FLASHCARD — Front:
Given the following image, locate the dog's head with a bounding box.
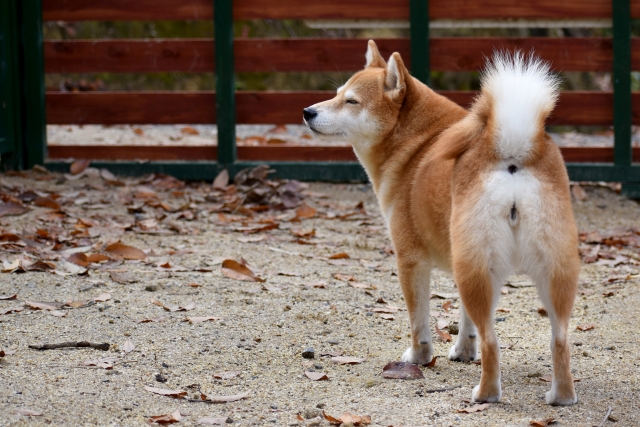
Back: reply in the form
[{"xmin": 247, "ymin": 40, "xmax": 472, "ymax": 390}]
[{"xmin": 303, "ymin": 40, "xmax": 410, "ymax": 149}]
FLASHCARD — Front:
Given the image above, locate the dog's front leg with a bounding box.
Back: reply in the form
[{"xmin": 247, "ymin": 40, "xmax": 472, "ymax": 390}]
[
  {"xmin": 448, "ymin": 301, "xmax": 478, "ymax": 361},
  {"xmin": 397, "ymin": 258, "xmax": 434, "ymax": 365}
]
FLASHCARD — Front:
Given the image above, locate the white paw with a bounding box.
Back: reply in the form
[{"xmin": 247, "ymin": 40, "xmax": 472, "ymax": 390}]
[
  {"xmin": 448, "ymin": 339, "xmax": 478, "ymax": 362},
  {"xmin": 401, "ymin": 343, "xmax": 434, "ymax": 365},
  {"xmin": 545, "ymin": 389, "xmax": 577, "ymax": 406},
  {"xmin": 472, "ymin": 384, "xmax": 502, "ymax": 403}
]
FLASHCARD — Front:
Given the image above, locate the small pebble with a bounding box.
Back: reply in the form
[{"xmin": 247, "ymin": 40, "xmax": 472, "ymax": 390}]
[
  {"xmin": 316, "ymin": 403, "xmax": 325, "ymax": 409},
  {"xmin": 145, "ymin": 285, "xmax": 157, "ymax": 292},
  {"xmin": 448, "ymin": 323, "xmax": 459, "ymax": 335},
  {"xmin": 314, "ymin": 364, "xmax": 323, "ymax": 370},
  {"xmin": 162, "ymin": 362, "xmax": 169, "ymax": 368},
  {"xmin": 155, "ymin": 374, "xmax": 167, "ymax": 383},
  {"xmin": 302, "ymin": 348, "xmax": 315, "ymax": 359},
  {"xmin": 327, "ymin": 339, "xmax": 339, "ymax": 345},
  {"xmin": 303, "ymin": 408, "xmax": 320, "ymax": 419}
]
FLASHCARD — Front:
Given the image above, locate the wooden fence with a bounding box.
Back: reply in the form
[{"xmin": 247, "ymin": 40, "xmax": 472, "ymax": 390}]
[{"xmin": 0, "ymin": 0, "xmax": 638, "ymax": 195}]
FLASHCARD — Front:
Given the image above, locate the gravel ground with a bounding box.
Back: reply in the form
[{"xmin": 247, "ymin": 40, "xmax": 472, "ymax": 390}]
[
  {"xmin": 0, "ymin": 170, "xmax": 639, "ymax": 427},
  {"xmin": 46, "ymin": 124, "xmax": 640, "ymax": 148}
]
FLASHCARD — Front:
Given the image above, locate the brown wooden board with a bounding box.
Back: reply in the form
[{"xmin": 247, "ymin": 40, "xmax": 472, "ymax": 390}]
[
  {"xmin": 43, "ymin": 0, "xmax": 640, "ymax": 21},
  {"xmin": 46, "ymin": 91, "xmax": 640, "ymax": 126},
  {"xmin": 44, "ymin": 38, "xmax": 640, "ymax": 74},
  {"xmin": 46, "ymin": 144, "xmax": 640, "ymax": 163}
]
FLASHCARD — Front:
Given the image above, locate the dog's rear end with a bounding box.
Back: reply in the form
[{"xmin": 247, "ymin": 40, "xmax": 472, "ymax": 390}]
[{"xmin": 441, "ymin": 53, "xmax": 579, "ymax": 405}]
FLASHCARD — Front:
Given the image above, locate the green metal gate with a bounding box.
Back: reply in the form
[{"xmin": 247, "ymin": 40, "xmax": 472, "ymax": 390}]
[{"xmin": 1, "ymin": 0, "xmax": 639, "ymax": 197}]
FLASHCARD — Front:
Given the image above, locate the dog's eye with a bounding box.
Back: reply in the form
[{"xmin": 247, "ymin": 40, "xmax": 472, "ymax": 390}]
[{"xmin": 345, "ymin": 99, "xmax": 359, "ymax": 105}]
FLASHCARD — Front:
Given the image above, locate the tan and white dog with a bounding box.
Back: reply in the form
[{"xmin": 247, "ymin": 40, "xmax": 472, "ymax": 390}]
[{"xmin": 303, "ymin": 41, "xmax": 580, "ymax": 406}]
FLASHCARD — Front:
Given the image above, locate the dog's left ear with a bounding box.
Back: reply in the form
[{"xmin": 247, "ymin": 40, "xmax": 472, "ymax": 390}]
[
  {"xmin": 365, "ymin": 40, "xmax": 387, "ymax": 68},
  {"xmin": 384, "ymin": 52, "xmax": 408, "ymax": 103}
]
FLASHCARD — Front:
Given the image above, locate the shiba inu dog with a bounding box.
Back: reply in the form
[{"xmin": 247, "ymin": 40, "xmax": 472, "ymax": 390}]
[{"xmin": 303, "ymin": 40, "xmax": 579, "ymax": 405}]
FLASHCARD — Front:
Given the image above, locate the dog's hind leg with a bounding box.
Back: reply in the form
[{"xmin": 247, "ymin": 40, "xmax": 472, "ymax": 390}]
[
  {"xmin": 398, "ymin": 258, "xmax": 434, "ymax": 365},
  {"xmin": 454, "ymin": 265, "xmax": 504, "ymax": 403},
  {"xmin": 530, "ymin": 266, "xmax": 579, "ymax": 405},
  {"xmin": 448, "ymin": 300, "xmax": 478, "ymax": 362}
]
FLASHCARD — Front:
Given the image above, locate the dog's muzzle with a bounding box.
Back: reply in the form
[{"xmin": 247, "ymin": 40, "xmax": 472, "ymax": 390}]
[{"xmin": 303, "ymin": 107, "xmax": 317, "ymax": 123}]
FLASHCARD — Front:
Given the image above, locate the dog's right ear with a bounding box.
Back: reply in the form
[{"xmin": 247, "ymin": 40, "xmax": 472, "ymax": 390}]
[{"xmin": 365, "ymin": 40, "xmax": 387, "ymax": 68}]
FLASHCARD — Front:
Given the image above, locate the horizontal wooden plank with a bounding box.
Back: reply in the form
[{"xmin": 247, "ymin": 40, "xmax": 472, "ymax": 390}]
[
  {"xmin": 45, "ymin": 37, "xmax": 640, "ymax": 73},
  {"xmin": 46, "ymin": 144, "xmax": 640, "ymax": 163},
  {"xmin": 43, "ymin": 0, "xmax": 640, "ymax": 21},
  {"xmin": 46, "ymin": 91, "xmax": 640, "ymax": 126}
]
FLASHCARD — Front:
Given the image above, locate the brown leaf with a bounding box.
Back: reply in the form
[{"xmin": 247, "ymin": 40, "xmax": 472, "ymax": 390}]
[
  {"xmin": 537, "ymin": 307, "xmax": 548, "ymax": 316},
  {"xmin": 133, "ymin": 128, "xmax": 144, "ymax": 136},
  {"xmin": 267, "ymin": 124, "xmax": 288, "ymax": 134},
  {"xmin": 149, "ymin": 410, "xmax": 182, "ymax": 424},
  {"xmin": 267, "ymin": 138, "xmax": 287, "ymax": 144},
  {"xmin": 221, "ymin": 259, "xmax": 265, "ymax": 282},
  {"xmin": 371, "ymin": 307, "xmax": 398, "ymax": 314},
  {"xmin": 67, "ymin": 253, "xmax": 89, "ymax": 267},
  {"xmin": 93, "ymin": 293, "xmax": 111, "ymax": 302},
  {"xmin": 213, "ymin": 371, "xmax": 241, "ymax": 380},
  {"xmin": 168, "ymin": 302, "xmax": 196, "ymax": 312},
  {"xmin": 0, "ymin": 201, "xmax": 29, "ymax": 217},
  {"xmin": 329, "ymin": 252, "xmax": 350, "ymax": 259},
  {"xmin": 323, "ymin": 411, "xmax": 371, "ymax": 426},
  {"xmin": 425, "ymin": 356, "xmax": 438, "ymax": 367},
  {"xmin": 109, "ymin": 271, "xmax": 135, "ymax": 284},
  {"xmin": 457, "ymin": 403, "xmax": 491, "ymax": 413},
  {"xmin": 331, "ymin": 356, "xmax": 365, "ymax": 365},
  {"xmin": 137, "ymin": 317, "xmax": 166, "ymax": 323},
  {"xmin": 15, "ymin": 408, "xmax": 43, "ymax": 416},
  {"xmin": 529, "ymin": 418, "xmax": 557, "ymax": 427},
  {"xmin": 291, "ymin": 228, "xmax": 315, "ymax": 238},
  {"xmin": 1, "ymin": 306, "xmax": 25, "ymax": 315},
  {"xmin": 123, "ymin": 340, "xmax": 135, "ymax": 354},
  {"xmin": 213, "ymin": 169, "xmax": 229, "ymax": 189},
  {"xmin": 25, "ymin": 301, "xmax": 61, "ymax": 311},
  {"xmin": 379, "ymin": 313, "xmax": 395, "ymax": 320},
  {"xmin": 144, "ymin": 385, "xmax": 187, "ymax": 398},
  {"xmin": 70, "ymin": 159, "xmax": 90, "ymax": 175},
  {"xmin": 181, "ymin": 126, "xmax": 200, "ymax": 135},
  {"xmin": 576, "ymin": 324, "xmax": 595, "ymax": 331},
  {"xmin": 381, "ymin": 361, "xmax": 424, "ymax": 380},
  {"xmin": 295, "ymin": 203, "xmax": 317, "ymax": 220},
  {"xmin": 333, "ymin": 273, "xmax": 356, "ymax": 282},
  {"xmin": 305, "ymin": 371, "xmax": 329, "ymax": 381},
  {"xmin": 0, "ymin": 294, "xmax": 17, "ymax": 300},
  {"xmin": 200, "ymin": 390, "xmax": 250, "ymax": 403},
  {"xmin": 435, "ymin": 325, "xmax": 452, "ymax": 343},
  {"xmin": 186, "ymin": 316, "xmax": 221, "ymax": 323},
  {"xmin": 81, "ymin": 357, "xmax": 118, "ymax": 369},
  {"xmin": 105, "ymin": 242, "xmax": 146, "ymax": 260},
  {"xmin": 348, "ymin": 282, "xmax": 375, "ymax": 290}
]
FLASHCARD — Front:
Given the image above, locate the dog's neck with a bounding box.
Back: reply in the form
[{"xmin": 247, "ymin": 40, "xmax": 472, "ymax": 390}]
[{"xmin": 353, "ymin": 79, "xmax": 467, "ymax": 202}]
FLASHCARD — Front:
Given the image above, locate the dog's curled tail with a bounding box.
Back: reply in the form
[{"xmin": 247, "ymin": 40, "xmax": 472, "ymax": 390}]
[{"xmin": 471, "ymin": 51, "xmax": 560, "ymax": 162}]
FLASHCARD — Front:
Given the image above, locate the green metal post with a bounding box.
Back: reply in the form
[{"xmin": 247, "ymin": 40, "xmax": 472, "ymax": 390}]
[
  {"xmin": 19, "ymin": 0, "xmax": 47, "ymax": 168},
  {"xmin": 409, "ymin": 0, "xmax": 430, "ymax": 85},
  {"xmin": 612, "ymin": 0, "xmax": 631, "ymax": 167},
  {"xmin": 213, "ymin": 0, "xmax": 236, "ymax": 165},
  {"xmin": 0, "ymin": 0, "xmax": 23, "ymax": 170}
]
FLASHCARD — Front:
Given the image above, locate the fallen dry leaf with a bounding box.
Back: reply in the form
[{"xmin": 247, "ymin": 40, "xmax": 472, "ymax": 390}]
[
  {"xmin": 379, "ymin": 313, "xmax": 395, "ymax": 320},
  {"xmin": 0, "ymin": 294, "xmax": 17, "ymax": 300},
  {"xmin": 81, "ymin": 357, "xmax": 118, "ymax": 369},
  {"xmin": 305, "ymin": 371, "xmax": 329, "ymax": 381},
  {"xmin": 70, "ymin": 159, "xmax": 90, "ymax": 175},
  {"xmin": 200, "ymin": 390, "xmax": 250, "ymax": 403},
  {"xmin": 105, "ymin": 242, "xmax": 146, "ymax": 260},
  {"xmin": 137, "ymin": 317, "xmax": 166, "ymax": 323},
  {"xmin": 576, "ymin": 324, "xmax": 595, "ymax": 331},
  {"xmin": 529, "ymin": 418, "xmax": 557, "ymax": 427},
  {"xmin": 331, "ymin": 356, "xmax": 365, "ymax": 365},
  {"xmin": 123, "ymin": 340, "xmax": 135, "ymax": 354},
  {"xmin": 67, "ymin": 253, "xmax": 89, "ymax": 267},
  {"xmin": 93, "ymin": 293, "xmax": 111, "ymax": 302},
  {"xmin": 435, "ymin": 325, "xmax": 452, "ymax": 343},
  {"xmin": 1, "ymin": 306, "xmax": 25, "ymax": 315},
  {"xmin": 25, "ymin": 301, "xmax": 61, "ymax": 311},
  {"xmin": 15, "ymin": 408, "xmax": 43, "ymax": 416},
  {"xmin": 185, "ymin": 316, "xmax": 221, "ymax": 323},
  {"xmin": 537, "ymin": 307, "xmax": 548, "ymax": 316},
  {"xmin": 213, "ymin": 371, "xmax": 241, "ymax": 380},
  {"xmin": 181, "ymin": 126, "xmax": 199, "ymax": 135},
  {"xmin": 0, "ymin": 201, "xmax": 29, "ymax": 217},
  {"xmin": 50, "ymin": 310, "xmax": 67, "ymax": 317},
  {"xmin": 381, "ymin": 361, "xmax": 424, "ymax": 380},
  {"xmin": 109, "ymin": 271, "xmax": 135, "ymax": 284},
  {"xmin": 457, "ymin": 403, "xmax": 491, "ymax": 413},
  {"xmin": 144, "ymin": 385, "xmax": 187, "ymax": 398},
  {"xmin": 221, "ymin": 259, "xmax": 265, "ymax": 282},
  {"xmin": 329, "ymin": 252, "xmax": 350, "ymax": 259},
  {"xmin": 571, "ymin": 184, "xmax": 588, "ymax": 201},
  {"xmin": 212, "ymin": 169, "xmax": 229, "ymax": 189},
  {"xmin": 295, "ymin": 203, "xmax": 317, "ymax": 220},
  {"xmin": 149, "ymin": 410, "xmax": 181, "ymax": 424},
  {"xmin": 323, "ymin": 411, "xmax": 371, "ymax": 426}
]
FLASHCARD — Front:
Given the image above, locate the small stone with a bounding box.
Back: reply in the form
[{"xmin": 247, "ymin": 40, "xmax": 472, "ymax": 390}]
[
  {"xmin": 161, "ymin": 362, "xmax": 169, "ymax": 368},
  {"xmin": 316, "ymin": 403, "xmax": 325, "ymax": 409},
  {"xmin": 583, "ymin": 351, "xmax": 590, "ymax": 357},
  {"xmin": 527, "ymin": 372, "xmax": 542, "ymax": 378},
  {"xmin": 155, "ymin": 374, "xmax": 167, "ymax": 383},
  {"xmin": 302, "ymin": 347, "xmax": 315, "ymax": 359},
  {"xmin": 268, "ymin": 419, "xmax": 276, "ymax": 423},
  {"xmin": 123, "ymin": 406, "xmax": 132, "ymax": 411},
  {"xmin": 448, "ymin": 323, "xmax": 459, "ymax": 335},
  {"xmin": 314, "ymin": 364, "xmax": 323, "ymax": 370},
  {"xmin": 226, "ymin": 417, "xmax": 234, "ymax": 423},
  {"xmin": 270, "ymin": 404, "xmax": 278, "ymax": 410},
  {"xmin": 145, "ymin": 285, "xmax": 157, "ymax": 292},
  {"xmin": 303, "ymin": 408, "xmax": 320, "ymax": 419},
  {"xmin": 327, "ymin": 339, "xmax": 339, "ymax": 345}
]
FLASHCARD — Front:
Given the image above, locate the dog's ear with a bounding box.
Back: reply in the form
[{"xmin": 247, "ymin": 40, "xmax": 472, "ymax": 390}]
[
  {"xmin": 384, "ymin": 52, "xmax": 407, "ymax": 103},
  {"xmin": 365, "ymin": 40, "xmax": 386, "ymax": 68}
]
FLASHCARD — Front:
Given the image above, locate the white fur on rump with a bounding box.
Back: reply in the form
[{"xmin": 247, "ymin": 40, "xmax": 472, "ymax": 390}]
[{"xmin": 481, "ymin": 52, "xmax": 560, "ymax": 162}]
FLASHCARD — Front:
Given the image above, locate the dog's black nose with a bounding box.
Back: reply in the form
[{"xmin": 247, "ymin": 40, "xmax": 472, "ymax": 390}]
[{"xmin": 303, "ymin": 108, "xmax": 317, "ymax": 121}]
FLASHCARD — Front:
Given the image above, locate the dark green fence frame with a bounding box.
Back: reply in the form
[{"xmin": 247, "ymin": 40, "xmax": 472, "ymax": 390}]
[{"xmin": 0, "ymin": 0, "xmax": 638, "ymax": 197}]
